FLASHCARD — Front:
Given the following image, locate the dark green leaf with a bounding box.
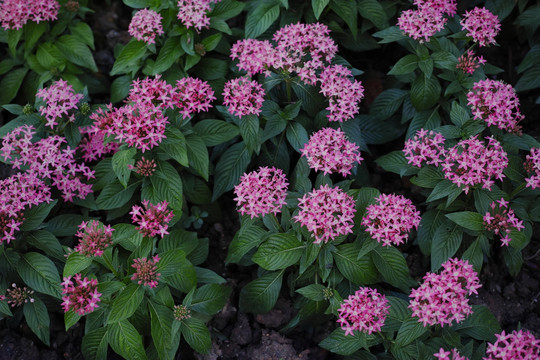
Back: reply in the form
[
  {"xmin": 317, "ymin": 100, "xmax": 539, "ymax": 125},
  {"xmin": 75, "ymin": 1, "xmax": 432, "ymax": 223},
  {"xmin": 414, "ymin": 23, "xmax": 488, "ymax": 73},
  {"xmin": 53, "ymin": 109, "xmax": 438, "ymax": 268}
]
[
  {"xmin": 515, "ymin": 65, "xmax": 540, "ymax": 92},
  {"xmin": 410, "ymin": 73, "xmax": 441, "ymax": 111},
  {"xmin": 185, "ymin": 133, "xmax": 209, "ymax": 181},
  {"xmin": 245, "ymin": 4, "xmax": 280, "ymax": 38},
  {"xmin": 64, "ymin": 252, "xmax": 93, "ymax": 277},
  {"xmin": 369, "ymin": 89, "xmax": 408, "ymax": 120},
  {"xmin": 110, "ymin": 40, "xmax": 147, "ymax": 76},
  {"xmin": 148, "ymin": 301, "xmax": 175, "ymax": 360},
  {"xmin": 453, "ymin": 305, "xmax": 499, "ymax": 342},
  {"xmin": 239, "ymin": 270, "xmax": 284, "ymax": 313},
  {"xmin": 357, "ymin": 0, "xmax": 388, "ymax": 28},
  {"xmin": 108, "ymin": 320, "xmax": 147, "ymax": 360},
  {"xmin": 371, "ymin": 245, "xmax": 413, "ymax": 292},
  {"xmin": 193, "ymin": 119, "xmax": 239, "ymax": 147},
  {"xmin": 319, "ymin": 327, "xmax": 366, "ymax": 355},
  {"xmin": 376, "ymin": 150, "xmax": 418, "ymax": 177},
  {"xmin": 212, "ymin": 142, "xmax": 251, "ymax": 201},
  {"xmin": 296, "ymin": 284, "xmax": 326, "ymax": 301},
  {"xmin": 312, "ymin": 0, "xmax": 330, "ymax": 19},
  {"xmin": 252, "ymin": 233, "xmax": 305, "ymax": 270},
  {"xmin": 81, "ymin": 327, "xmax": 108, "ymax": 360},
  {"xmin": 240, "ymin": 114, "xmax": 260, "ymax": 155},
  {"xmin": 96, "ymin": 181, "xmax": 140, "ymax": 210},
  {"xmin": 190, "ymin": 284, "xmax": 231, "ymax": 315},
  {"xmin": 373, "ymin": 26, "xmax": 408, "ymax": 44},
  {"xmin": 388, "ymin": 55, "xmax": 418, "ymax": 75},
  {"xmin": 431, "ymin": 221, "xmax": 463, "ymax": 271},
  {"xmin": 462, "ymin": 237, "xmax": 484, "ymax": 272},
  {"xmin": 334, "ymin": 243, "xmax": 378, "ymax": 284},
  {"xmin": 180, "ymin": 317, "xmax": 211, "ymax": 354},
  {"xmin": 17, "ymin": 252, "xmax": 62, "ymax": 298},
  {"xmin": 0, "ymin": 67, "xmax": 28, "ymax": 105},
  {"xmin": 111, "ymin": 75, "xmax": 132, "ymax": 103},
  {"xmin": 24, "ymin": 298, "xmax": 50, "ymax": 346},
  {"xmin": 153, "ymin": 36, "xmax": 184, "ymax": 75},
  {"xmin": 417, "ymin": 209, "xmax": 445, "ymax": 255},
  {"xmin": 445, "ymin": 211, "xmax": 484, "ymax": 231},
  {"xmin": 112, "ymin": 147, "xmax": 136, "ymax": 187},
  {"xmin": 107, "ymin": 283, "xmax": 145, "ymax": 324},
  {"xmin": 449, "ymin": 101, "xmax": 470, "ymax": 127},
  {"xmin": 226, "ymin": 224, "xmax": 267, "ymax": 263},
  {"xmin": 65, "ymin": 310, "xmax": 82, "ymax": 331},
  {"xmin": 56, "ymin": 35, "xmax": 98, "ymax": 72},
  {"xmin": 330, "ymin": 0, "xmax": 357, "ymax": 38},
  {"xmin": 160, "ymin": 127, "xmax": 188, "ymax": 166},
  {"xmin": 395, "ymin": 317, "xmax": 429, "ymax": 346},
  {"xmin": 20, "ymin": 200, "xmax": 57, "ymax": 231}
]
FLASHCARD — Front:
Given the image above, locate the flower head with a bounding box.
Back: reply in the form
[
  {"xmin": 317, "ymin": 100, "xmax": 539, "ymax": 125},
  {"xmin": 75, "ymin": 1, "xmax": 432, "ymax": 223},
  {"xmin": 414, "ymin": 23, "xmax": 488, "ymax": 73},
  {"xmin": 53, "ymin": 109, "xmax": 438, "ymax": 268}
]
[
  {"xmin": 61, "ymin": 274, "xmax": 101, "ymax": 315},
  {"xmin": 36, "ymin": 79, "xmax": 83, "ymax": 129},
  {"xmin": 128, "ymin": 75, "xmax": 175, "ymax": 109},
  {"xmin": 230, "ymin": 39, "xmax": 276, "ymax": 77},
  {"xmin": 483, "ymin": 198, "xmax": 524, "ymax": 247},
  {"xmin": 362, "ymin": 193, "xmax": 421, "ymax": 247},
  {"xmin": 414, "ymin": 0, "xmax": 457, "ymax": 16},
  {"xmin": 403, "ymin": 129, "xmax": 446, "ymax": 168},
  {"xmin": 177, "ymin": 0, "xmax": 220, "ymax": 32},
  {"xmin": 129, "ymin": 157, "xmax": 157, "ymax": 177},
  {"xmin": 78, "ymin": 127, "xmax": 120, "ymax": 162},
  {"xmin": 398, "ymin": 7, "xmax": 447, "ymax": 43},
  {"xmin": 485, "ymin": 329, "xmax": 540, "ymax": 360},
  {"xmin": 234, "ymin": 166, "xmax": 289, "ymax": 219},
  {"xmin": 301, "ymin": 128, "xmax": 363, "ymax": 176},
  {"xmin": 457, "ymin": 50, "xmax": 486, "ymax": 74},
  {"xmin": 294, "ymin": 185, "xmax": 356, "ymax": 244},
  {"xmin": 524, "ymin": 148, "xmax": 540, "ymax": 189},
  {"xmin": 0, "ymin": 284, "xmax": 35, "ymax": 307},
  {"xmin": 434, "ymin": 348, "xmax": 469, "ymax": 360},
  {"xmin": 337, "ymin": 287, "xmax": 389, "ymax": 336},
  {"xmin": 131, "ymin": 255, "xmax": 161, "ymax": 288},
  {"xmin": 173, "ymin": 304, "xmax": 191, "ymax": 320},
  {"xmin": 130, "ymin": 200, "xmax": 174, "ymax": 238},
  {"xmin": 128, "ymin": 8, "xmax": 164, "ymax": 44},
  {"xmin": 319, "ymin": 65, "xmax": 364, "ymax": 122},
  {"xmin": 172, "ymin": 77, "xmax": 216, "ymax": 119},
  {"xmin": 0, "ymin": 0, "xmax": 59, "ymax": 30},
  {"xmin": 460, "ymin": 7, "xmax": 500, "ymax": 47},
  {"xmin": 222, "ymin": 77, "xmax": 265, "ymax": 118},
  {"xmin": 74, "ymin": 220, "xmax": 114, "ymax": 257}
]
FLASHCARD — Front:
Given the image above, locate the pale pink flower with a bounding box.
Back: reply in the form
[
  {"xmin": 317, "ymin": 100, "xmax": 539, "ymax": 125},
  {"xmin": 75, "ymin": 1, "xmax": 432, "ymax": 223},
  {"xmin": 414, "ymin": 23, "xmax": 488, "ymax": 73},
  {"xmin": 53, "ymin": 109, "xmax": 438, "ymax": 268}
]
[
  {"xmin": 337, "ymin": 287, "xmax": 389, "ymax": 336},
  {"xmin": 524, "ymin": 148, "xmax": 540, "ymax": 189},
  {"xmin": 441, "ymin": 136, "xmax": 508, "ymax": 194},
  {"xmin": 398, "ymin": 7, "xmax": 447, "ymax": 43},
  {"xmin": 441, "ymin": 258, "xmax": 482, "ymax": 295},
  {"xmin": 177, "ymin": 0, "xmax": 220, "ymax": 32},
  {"xmin": 301, "ymin": 128, "xmax": 362, "ymax": 176},
  {"xmin": 457, "ymin": 50, "xmax": 486, "ymax": 74},
  {"xmin": 460, "ymin": 7, "xmax": 500, "ymax": 47},
  {"xmin": 434, "ymin": 348, "xmax": 469, "ymax": 360},
  {"xmin": 74, "ymin": 220, "xmax": 114, "ymax": 257},
  {"xmin": 319, "ymin": 65, "xmax": 364, "ymax": 122},
  {"xmin": 36, "ymin": 79, "xmax": 83, "ymax": 129},
  {"xmin": 172, "ymin": 77, "xmax": 216, "ymax": 119},
  {"xmin": 467, "ymin": 79, "xmax": 523, "ymax": 134},
  {"xmin": 403, "ymin": 129, "xmax": 446, "ymax": 167},
  {"xmin": 128, "ymin": 8, "xmax": 164, "ymax": 44},
  {"xmin": 485, "ymin": 329, "xmax": 540, "ymax": 360},
  {"xmin": 131, "ymin": 255, "xmax": 161, "ymax": 288},
  {"xmin": 362, "ymin": 193, "xmax": 421, "ymax": 247},
  {"xmin": 483, "ymin": 198, "xmax": 524, "ymax": 247},
  {"xmin": 61, "ymin": 274, "xmax": 101, "ymax": 315},
  {"xmin": 234, "ymin": 166, "xmax": 288, "ymax": 219},
  {"xmin": 230, "ymin": 39, "xmax": 276, "ymax": 77},
  {"xmin": 222, "ymin": 77, "xmax": 265, "ymax": 118},
  {"xmin": 294, "ymin": 185, "xmax": 356, "ymax": 244},
  {"xmin": 129, "ymin": 157, "xmax": 157, "ymax": 177},
  {"xmin": 0, "ymin": 0, "xmax": 59, "ymax": 30},
  {"xmin": 128, "ymin": 75, "xmax": 175, "ymax": 110},
  {"xmin": 414, "ymin": 0, "xmax": 457, "ymax": 16},
  {"xmin": 0, "ymin": 284, "xmax": 35, "ymax": 307},
  {"xmin": 130, "ymin": 200, "xmax": 173, "ymax": 238}
]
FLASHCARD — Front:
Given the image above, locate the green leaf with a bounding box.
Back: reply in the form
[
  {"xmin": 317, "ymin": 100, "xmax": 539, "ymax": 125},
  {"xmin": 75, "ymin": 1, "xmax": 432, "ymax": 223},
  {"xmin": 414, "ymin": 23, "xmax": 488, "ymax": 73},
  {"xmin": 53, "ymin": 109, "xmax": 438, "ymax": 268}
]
[
  {"xmin": 319, "ymin": 327, "xmax": 366, "ymax": 355},
  {"xmin": 110, "ymin": 39, "xmax": 147, "ymax": 76},
  {"xmin": 24, "ymin": 22, "xmax": 47, "ymax": 53},
  {"xmin": 64, "ymin": 252, "xmax": 93, "ymax": 277},
  {"xmin": 44, "ymin": 214, "xmax": 83, "ymax": 237},
  {"xmin": 210, "ymin": 0, "xmax": 245, "ymax": 20},
  {"xmin": 369, "ymin": 89, "xmax": 408, "ymax": 120},
  {"xmin": 410, "ymin": 166, "xmax": 444, "ymax": 188},
  {"xmin": 239, "ymin": 270, "xmax": 284, "ymax": 313},
  {"xmin": 410, "ymin": 73, "xmax": 441, "ymax": 110},
  {"xmin": 384, "ymin": 296, "xmax": 411, "ymax": 331},
  {"xmin": 212, "ymin": 142, "xmax": 251, "ymax": 201},
  {"xmin": 373, "ymin": 26, "xmax": 408, "ymax": 44},
  {"xmin": 180, "ymin": 317, "xmax": 211, "ymax": 354},
  {"xmin": 395, "ymin": 317, "xmax": 429, "ymax": 347},
  {"xmin": 253, "ymin": 233, "xmax": 305, "ymax": 271},
  {"xmin": 20, "ymin": 200, "xmax": 57, "ymax": 231},
  {"xmin": 453, "ymin": 305, "xmax": 500, "ymax": 341},
  {"xmin": 462, "ymin": 237, "xmax": 484, "ymax": 272},
  {"xmin": 112, "ymin": 147, "xmax": 136, "ymax": 187},
  {"xmin": 185, "ymin": 133, "xmax": 209, "ymax": 181},
  {"xmin": 112, "ymin": 223, "xmax": 142, "ymax": 251},
  {"xmin": 156, "ymin": 249, "xmax": 187, "ymax": 278},
  {"xmin": 201, "ymin": 33, "xmax": 222, "ymax": 52},
  {"xmin": 24, "ymin": 298, "xmax": 50, "ymax": 346},
  {"xmin": 108, "ymin": 320, "xmax": 147, "ymax": 360},
  {"xmin": 330, "ymin": 0, "xmax": 357, "ymax": 38},
  {"xmin": 56, "ymin": 35, "xmax": 98, "ymax": 72},
  {"xmin": 240, "ymin": 114, "xmax": 260, "ymax": 155},
  {"xmin": 81, "ymin": 327, "xmax": 108, "ymax": 360},
  {"xmin": 123, "ymin": 0, "xmax": 154, "ymax": 8},
  {"xmin": 431, "ymin": 221, "xmax": 463, "ymax": 271},
  {"xmin": 18, "ymin": 252, "xmax": 62, "ymax": 299},
  {"xmin": 148, "ymin": 301, "xmax": 175, "ymax": 360},
  {"xmin": 405, "ymin": 108, "xmax": 441, "ymax": 140},
  {"xmin": 142, "ymin": 162, "xmax": 183, "ymax": 213},
  {"xmin": 226, "ymin": 224, "xmax": 267, "ymax": 263},
  {"xmin": 371, "ymin": 245, "xmax": 413, "ymax": 292},
  {"xmin": 449, "ymin": 101, "xmax": 470, "ymax": 127},
  {"xmin": 426, "ymin": 180, "xmax": 462, "ymax": 204},
  {"xmin": 376, "ymin": 150, "xmax": 418, "ymax": 177},
  {"xmin": 357, "ymin": 0, "xmax": 388, "ymax": 28},
  {"xmin": 65, "ymin": 310, "xmax": 82, "ymax": 331},
  {"xmin": 245, "ymin": 4, "xmax": 280, "ymax": 38},
  {"xmin": 312, "ymin": 0, "xmax": 330, "ymax": 19},
  {"xmin": 190, "ymin": 284, "xmax": 231, "ymax": 316},
  {"xmin": 196, "ymin": 58, "xmax": 228, "ymax": 80},
  {"xmin": 388, "ymin": 55, "xmax": 418, "ymax": 75},
  {"xmin": 417, "ymin": 209, "xmax": 445, "ymax": 255},
  {"xmin": 517, "ymin": 44, "xmax": 540, "ymax": 74},
  {"xmin": 96, "ymin": 181, "xmax": 140, "ymax": 210},
  {"xmin": 445, "ymin": 211, "xmax": 484, "ymax": 231},
  {"xmin": 111, "ymin": 75, "xmax": 132, "ymax": 103},
  {"xmin": 0, "ymin": 67, "xmax": 28, "ymax": 105},
  {"xmin": 160, "ymin": 127, "xmax": 188, "ymax": 166},
  {"xmin": 296, "ymin": 284, "xmax": 326, "ymax": 301},
  {"xmin": 108, "ymin": 283, "xmax": 145, "ymax": 324},
  {"xmin": 163, "ymin": 256, "xmax": 197, "ymax": 293},
  {"xmin": 515, "ymin": 65, "xmax": 540, "ymax": 92},
  {"xmin": 193, "ymin": 119, "xmax": 239, "ymax": 146},
  {"xmin": 153, "ymin": 36, "xmax": 184, "ymax": 75},
  {"xmin": 334, "ymin": 243, "xmax": 378, "ymax": 284},
  {"xmin": 70, "ymin": 21, "xmax": 95, "ymax": 49}
]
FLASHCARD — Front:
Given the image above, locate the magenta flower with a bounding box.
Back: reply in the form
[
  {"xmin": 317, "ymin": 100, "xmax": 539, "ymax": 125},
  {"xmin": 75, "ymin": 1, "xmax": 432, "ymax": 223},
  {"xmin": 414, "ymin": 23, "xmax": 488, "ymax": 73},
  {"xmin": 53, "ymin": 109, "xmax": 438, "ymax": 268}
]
[
  {"xmin": 222, "ymin": 77, "xmax": 265, "ymax": 118},
  {"xmin": 413, "ymin": 0, "xmax": 457, "ymax": 16},
  {"xmin": 319, "ymin": 65, "xmax": 364, "ymax": 122},
  {"xmin": 36, "ymin": 79, "xmax": 83, "ymax": 129},
  {"xmin": 294, "ymin": 185, "xmax": 356, "ymax": 244},
  {"xmin": 61, "ymin": 274, "xmax": 101, "ymax": 315},
  {"xmin": 362, "ymin": 193, "xmax": 421, "ymax": 247},
  {"xmin": 434, "ymin": 348, "xmax": 469, "ymax": 360},
  {"xmin": 301, "ymin": 128, "xmax": 363, "ymax": 176},
  {"xmin": 456, "ymin": 50, "xmax": 486, "ymax": 74},
  {"xmin": 409, "ymin": 258, "xmax": 480, "ymax": 327},
  {"xmin": 441, "ymin": 136, "xmax": 508, "ymax": 194},
  {"xmin": 337, "ymin": 287, "xmax": 389, "ymax": 336},
  {"xmin": 177, "ymin": 0, "xmax": 220, "ymax": 32},
  {"xmin": 128, "ymin": 8, "xmax": 164, "ymax": 44},
  {"xmin": 78, "ymin": 127, "xmax": 120, "ymax": 162},
  {"xmin": 230, "ymin": 39, "xmax": 276, "ymax": 77},
  {"xmin": 485, "ymin": 329, "xmax": 540, "ymax": 360},
  {"xmin": 130, "ymin": 200, "xmax": 174, "ymax": 238},
  {"xmin": 403, "ymin": 129, "xmax": 446, "ymax": 168},
  {"xmin": 0, "ymin": 0, "xmax": 59, "ymax": 30},
  {"xmin": 128, "ymin": 75, "xmax": 175, "ymax": 110},
  {"xmin": 398, "ymin": 7, "xmax": 447, "ymax": 43},
  {"xmin": 234, "ymin": 166, "xmax": 289, "ymax": 219},
  {"xmin": 483, "ymin": 198, "xmax": 524, "ymax": 247},
  {"xmin": 172, "ymin": 77, "xmax": 216, "ymax": 119},
  {"xmin": 129, "ymin": 157, "xmax": 157, "ymax": 177},
  {"xmin": 524, "ymin": 148, "xmax": 540, "ymax": 189},
  {"xmin": 460, "ymin": 7, "xmax": 500, "ymax": 47},
  {"xmin": 131, "ymin": 255, "xmax": 161, "ymax": 288},
  {"xmin": 0, "ymin": 284, "xmax": 35, "ymax": 308},
  {"xmin": 467, "ymin": 79, "xmax": 523, "ymax": 134},
  {"xmin": 74, "ymin": 220, "xmax": 114, "ymax": 257}
]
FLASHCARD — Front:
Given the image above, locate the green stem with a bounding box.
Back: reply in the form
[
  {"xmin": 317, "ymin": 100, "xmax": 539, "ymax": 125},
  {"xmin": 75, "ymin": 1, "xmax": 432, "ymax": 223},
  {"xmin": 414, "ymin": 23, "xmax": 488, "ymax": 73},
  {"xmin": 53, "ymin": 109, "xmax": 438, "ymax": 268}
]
[
  {"xmin": 103, "ymin": 255, "xmax": 121, "ymax": 279},
  {"xmin": 285, "ymin": 80, "xmax": 292, "ymax": 103}
]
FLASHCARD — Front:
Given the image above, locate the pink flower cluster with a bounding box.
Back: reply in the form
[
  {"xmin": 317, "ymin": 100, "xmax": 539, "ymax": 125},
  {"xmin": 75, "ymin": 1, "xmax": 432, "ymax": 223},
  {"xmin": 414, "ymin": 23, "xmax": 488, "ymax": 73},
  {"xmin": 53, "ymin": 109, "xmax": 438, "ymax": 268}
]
[
  {"xmin": 177, "ymin": 0, "xmax": 220, "ymax": 32},
  {"xmin": 173, "ymin": 77, "xmax": 216, "ymax": 119},
  {"xmin": 294, "ymin": 185, "xmax": 356, "ymax": 244},
  {"xmin": 403, "ymin": 129, "xmax": 446, "ymax": 167},
  {"xmin": 485, "ymin": 329, "xmax": 540, "ymax": 360},
  {"xmin": 230, "ymin": 39, "xmax": 276, "ymax": 77},
  {"xmin": 337, "ymin": 287, "xmax": 389, "ymax": 336},
  {"xmin": 442, "ymin": 136, "xmax": 508, "ymax": 194},
  {"xmin": 467, "ymin": 79, "xmax": 524, "ymax": 134},
  {"xmin": 129, "ymin": 157, "xmax": 157, "ymax": 177},
  {"xmin": 0, "ymin": 0, "xmax": 59, "ymax": 30},
  {"xmin": 36, "ymin": 80, "xmax": 83, "ymax": 129},
  {"xmin": 131, "ymin": 255, "xmax": 161, "ymax": 288},
  {"xmin": 128, "ymin": 8, "xmax": 163, "ymax": 44},
  {"xmin": 397, "ymin": 0, "xmax": 456, "ymax": 43},
  {"xmin": 78, "ymin": 128, "xmax": 120, "ymax": 162},
  {"xmin": 456, "ymin": 50, "xmax": 486, "ymax": 74},
  {"xmin": 362, "ymin": 193, "xmax": 421, "ymax": 247},
  {"xmin": 1, "ymin": 125, "xmax": 94, "ymax": 202},
  {"xmin": 234, "ymin": 166, "xmax": 288, "ymax": 219},
  {"xmin": 409, "ymin": 258, "xmax": 481, "ymax": 327},
  {"xmin": 74, "ymin": 220, "xmax": 114, "ymax": 257},
  {"xmin": 130, "ymin": 200, "xmax": 174, "ymax": 238},
  {"xmin": 0, "ymin": 283, "xmax": 35, "ymax": 307},
  {"xmin": 524, "ymin": 148, "xmax": 540, "ymax": 189},
  {"xmin": 460, "ymin": 7, "xmax": 500, "ymax": 47},
  {"xmin": 0, "ymin": 172, "xmax": 52, "ymax": 245},
  {"xmin": 483, "ymin": 198, "xmax": 524, "ymax": 247},
  {"xmin": 434, "ymin": 348, "xmax": 469, "ymax": 360},
  {"xmin": 301, "ymin": 128, "xmax": 363, "ymax": 176},
  {"xmin": 61, "ymin": 274, "xmax": 101, "ymax": 315},
  {"xmin": 223, "ymin": 77, "xmax": 265, "ymax": 118},
  {"xmin": 319, "ymin": 65, "xmax": 364, "ymax": 122}
]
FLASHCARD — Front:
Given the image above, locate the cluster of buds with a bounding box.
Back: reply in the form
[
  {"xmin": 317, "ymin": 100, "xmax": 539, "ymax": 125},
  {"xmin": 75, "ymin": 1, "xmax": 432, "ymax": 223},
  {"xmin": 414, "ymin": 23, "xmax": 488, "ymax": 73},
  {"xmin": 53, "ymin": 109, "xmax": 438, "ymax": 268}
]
[
  {"xmin": 0, "ymin": 284, "xmax": 35, "ymax": 307},
  {"xmin": 483, "ymin": 198, "xmax": 524, "ymax": 246}
]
